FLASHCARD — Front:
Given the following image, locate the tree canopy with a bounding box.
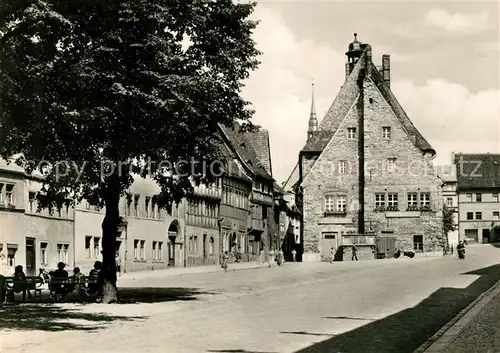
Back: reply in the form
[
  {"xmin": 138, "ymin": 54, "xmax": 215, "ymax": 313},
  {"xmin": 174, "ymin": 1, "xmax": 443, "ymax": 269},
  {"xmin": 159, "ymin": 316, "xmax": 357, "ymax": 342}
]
[{"xmin": 0, "ymin": 0, "xmax": 261, "ymax": 302}]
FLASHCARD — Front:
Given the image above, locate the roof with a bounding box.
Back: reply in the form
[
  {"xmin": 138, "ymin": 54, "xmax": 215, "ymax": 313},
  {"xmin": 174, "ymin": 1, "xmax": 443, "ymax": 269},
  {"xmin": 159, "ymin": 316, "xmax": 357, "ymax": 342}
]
[
  {"xmin": 454, "ymin": 153, "xmax": 500, "ymax": 189},
  {"xmin": 245, "ymin": 129, "xmax": 272, "ymax": 176},
  {"xmin": 282, "ymin": 162, "xmax": 300, "ymax": 192},
  {"xmin": 219, "ymin": 123, "xmax": 274, "ymax": 181},
  {"xmin": 300, "ymin": 49, "xmax": 435, "ymax": 156},
  {"xmin": 273, "ymin": 181, "xmax": 285, "ymax": 195}
]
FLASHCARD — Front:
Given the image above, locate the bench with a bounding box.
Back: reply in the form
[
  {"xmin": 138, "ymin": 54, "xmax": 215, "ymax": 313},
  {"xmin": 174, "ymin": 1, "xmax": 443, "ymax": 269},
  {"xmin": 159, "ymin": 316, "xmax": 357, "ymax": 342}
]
[
  {"xmin": 48, "ymin": 276, "xmax": 98, "ymax": 302},
  {"xmin": 4, "ymin": 276, "xmax": 44, "ymax": 302}
]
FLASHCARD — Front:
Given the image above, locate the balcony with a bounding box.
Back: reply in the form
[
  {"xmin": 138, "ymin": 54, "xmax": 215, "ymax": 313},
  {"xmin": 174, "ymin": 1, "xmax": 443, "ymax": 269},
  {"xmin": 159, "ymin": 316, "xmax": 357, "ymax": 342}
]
[
  {"xmin": 341, "ymin": 234, "xmax": 375, "ymax": 246},
  {"xmin": 251, "ymin": 191, "xmax": 273, "ymax": 206},
  {"xmin": 248, "ymin": 217, "xmax": 265, "ymax": 232}
]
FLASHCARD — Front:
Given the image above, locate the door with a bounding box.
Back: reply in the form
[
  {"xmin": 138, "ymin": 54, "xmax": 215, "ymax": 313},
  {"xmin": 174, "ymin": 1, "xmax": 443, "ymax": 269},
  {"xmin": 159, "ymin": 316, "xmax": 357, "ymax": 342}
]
[
  {"xmin": 465, "ymin": 229, "xmax": 478, "ymax": 243},
  {"xmin": 321, "ymin": 232, "xmax": 337, "ymax": 261},
  {"xmin": 203, "ymin": 234, "xmax": 207, "ymax": 262},
  {"xmin": 25, "ymin": 238, "xmax": 36, "ymax": 276},
  {"xmin": 482, "ymin": 229, "xmax": 490, "ymax": 243},
  {"xmin": 168, "ymin": 238, "xmax": 175, "ymax": 267}
]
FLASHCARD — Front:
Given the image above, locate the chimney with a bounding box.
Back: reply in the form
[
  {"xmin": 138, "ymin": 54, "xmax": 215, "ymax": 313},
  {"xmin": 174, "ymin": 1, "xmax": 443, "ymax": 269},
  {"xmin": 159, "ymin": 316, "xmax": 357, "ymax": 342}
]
[
  {"xmin": 366, "ymin": 45, "xmax": 372, "ymax": 77},
  {"xmin": 382, "ymin": 54, "xmax": 390, "ymax": 88}
]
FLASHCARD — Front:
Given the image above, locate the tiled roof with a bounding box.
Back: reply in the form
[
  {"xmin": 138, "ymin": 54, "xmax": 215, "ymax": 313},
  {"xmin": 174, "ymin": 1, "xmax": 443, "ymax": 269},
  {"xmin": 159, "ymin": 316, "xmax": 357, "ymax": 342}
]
[
  {"xmin": 245, "ymin": 129, "xmax": 272, "ymax": 176},
  {"xmin": 370, "ymin": 65, "xmax": 435, "ymax": 155},
  {"xmin": 219, "ymin": 123, "xmax": 273, "ymax": 180},
  {"xmin": 300, "ymin": 49, "xmax": 436, "ymax": 156},
  {"xmin": 216, "ymin": 138, "xmax": 253, "ymax": 182},
  {"xmin": 454, "ymin": 153, "xmax": 500, "ymax": 189}
]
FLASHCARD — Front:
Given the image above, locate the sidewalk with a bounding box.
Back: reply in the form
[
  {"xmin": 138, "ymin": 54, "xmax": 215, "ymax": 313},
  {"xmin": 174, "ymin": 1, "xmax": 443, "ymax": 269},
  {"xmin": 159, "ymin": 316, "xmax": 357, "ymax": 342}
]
[
  {"xmin": 118, "ymin": 261, "xmax": 271, "ymax": 282},
  {"xmin": 415, "ymin": 279, "xmax": 500, "ymax": 353}
]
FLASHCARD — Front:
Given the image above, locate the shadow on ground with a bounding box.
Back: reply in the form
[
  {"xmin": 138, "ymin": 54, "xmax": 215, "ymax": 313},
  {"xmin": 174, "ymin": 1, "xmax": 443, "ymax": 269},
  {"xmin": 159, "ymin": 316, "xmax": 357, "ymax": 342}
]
[
  {"xmin": 207, "ymin": 349, "xmax": 276, "ymax": 353},
  {"xmin": 291, "ymin": 261, "xmax": 500, "ymax": 353},
  {"xmin": 117, "ymin": 287, "xmax": 216, "ymax": 304},
  {"xmin": 0, "ymin": 304, "xmax": 145, "ymax": 332}
]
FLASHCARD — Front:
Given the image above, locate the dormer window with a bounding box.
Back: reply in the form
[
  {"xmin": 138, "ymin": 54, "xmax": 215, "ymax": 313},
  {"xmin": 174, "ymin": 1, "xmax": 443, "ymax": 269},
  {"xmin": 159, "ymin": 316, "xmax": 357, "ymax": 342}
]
[
  {"xmin": 240, "ymin": 143, "xmax": 246, "ymax": 148},
  {"xmin": 347, "ymin": 127, "xmax": 356, "ymax": 139},
  {"xmin": 382, "ymin": 126, "xmax": 391, "ymax": 139}
]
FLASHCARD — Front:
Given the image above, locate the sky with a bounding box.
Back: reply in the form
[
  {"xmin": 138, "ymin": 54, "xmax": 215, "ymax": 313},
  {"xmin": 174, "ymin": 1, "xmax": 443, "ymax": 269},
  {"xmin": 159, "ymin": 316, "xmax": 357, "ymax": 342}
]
[{"xmin": 241, "ymin": 0, "xmax": 500, "ymax": 183}]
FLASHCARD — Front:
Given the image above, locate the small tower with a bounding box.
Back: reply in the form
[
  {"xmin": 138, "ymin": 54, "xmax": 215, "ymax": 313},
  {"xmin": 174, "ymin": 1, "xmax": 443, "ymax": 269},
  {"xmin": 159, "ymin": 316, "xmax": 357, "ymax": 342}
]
[
  {"xmin": 345, "ymin": 33, "xmax": 366, "ymax": 78},
  {"xmin": 307, "ymin": 81, "xmax": 318, "ymax": 140}
]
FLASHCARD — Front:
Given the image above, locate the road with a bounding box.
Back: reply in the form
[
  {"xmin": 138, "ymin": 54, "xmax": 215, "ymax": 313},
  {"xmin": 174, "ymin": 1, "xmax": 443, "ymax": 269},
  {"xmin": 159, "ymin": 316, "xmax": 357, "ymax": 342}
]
[{"xmin": 2, "ymin": 244, "xmax": 500, "ymax": 353}]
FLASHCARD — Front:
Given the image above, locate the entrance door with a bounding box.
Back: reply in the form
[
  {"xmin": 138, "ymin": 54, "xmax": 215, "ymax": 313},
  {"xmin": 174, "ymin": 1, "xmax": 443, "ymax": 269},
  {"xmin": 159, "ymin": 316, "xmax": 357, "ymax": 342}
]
[
  {"xmin": 321, "ymin": 232, "xmax": 337, "ymax": 261},
  {"xmin": 482, "ymin": 229, "xmax": 490, "ymax": 243},
  {"xmin": 25, "ymin": 238, "xmax": 36, "ymax": 276},
  {"xmin": 168, "ymin": 237, "xmax": 175, "ymax": 267},
  {"xmin": 465, "ymin": 229, "xmax": 478, "ymax": 243}
]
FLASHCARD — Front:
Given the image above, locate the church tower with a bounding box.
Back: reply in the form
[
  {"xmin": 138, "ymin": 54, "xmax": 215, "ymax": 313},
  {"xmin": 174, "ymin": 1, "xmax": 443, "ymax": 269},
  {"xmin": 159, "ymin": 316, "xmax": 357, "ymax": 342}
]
[{"xmin": 307, "ymin": 82, "xmax": 317, "ymax": 140}]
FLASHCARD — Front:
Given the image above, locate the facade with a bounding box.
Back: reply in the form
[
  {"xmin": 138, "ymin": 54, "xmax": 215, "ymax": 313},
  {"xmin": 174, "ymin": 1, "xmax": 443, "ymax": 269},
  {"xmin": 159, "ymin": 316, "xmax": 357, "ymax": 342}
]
[
  {"xmin": 455, "ymin": 153, "xmax": 500, "ymax": 243},
  {"xmin": 0, "ymin": 160, "xmax": 74, "ymax": 277},
  {"xmin": 296, "ymin": 34, "xmax": 444, "ymax": 262},
  {"xmin": 74, "ymin": 176, "xmax": 183, "ymax": 274},
  {"xmin": 437, "ymin": 163, "xmax": 459, "ymax": 248}
]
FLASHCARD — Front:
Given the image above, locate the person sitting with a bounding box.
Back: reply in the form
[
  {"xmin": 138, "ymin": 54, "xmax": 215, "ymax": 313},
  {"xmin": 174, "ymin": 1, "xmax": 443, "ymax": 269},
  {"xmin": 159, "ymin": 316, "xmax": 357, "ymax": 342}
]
[
  {"xmin": 51, "ymin": 262, "xmax": 69, "ymax": 301},
  {"xmin": 9, "ymin": 265, "xmax": 32, "ymax": 300},
  {"xmin": 71, "ymin": 267, "xmax": 86, "ymax": 299},
  {"xmin": 88, "ymin": 261, "xmax": 102, "ymax": 295}
]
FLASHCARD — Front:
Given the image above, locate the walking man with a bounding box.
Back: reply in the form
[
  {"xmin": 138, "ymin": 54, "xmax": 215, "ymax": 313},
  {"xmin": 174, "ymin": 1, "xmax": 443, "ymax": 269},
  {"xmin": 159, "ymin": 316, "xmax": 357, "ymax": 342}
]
[
  {"xmin": 352, "ymin": 245, "xmax": 358, "ymax": 261},
  {"xmin": 329, "ymin": 247, "xmax": 335, "ymax": 264}
]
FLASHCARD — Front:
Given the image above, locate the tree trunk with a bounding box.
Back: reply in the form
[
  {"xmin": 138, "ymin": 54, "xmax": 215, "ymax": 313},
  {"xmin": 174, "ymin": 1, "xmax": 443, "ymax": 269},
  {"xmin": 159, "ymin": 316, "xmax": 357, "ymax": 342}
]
[{"xmin": 100, "ymin": 179, "xmax": 120, "ymax": 304}]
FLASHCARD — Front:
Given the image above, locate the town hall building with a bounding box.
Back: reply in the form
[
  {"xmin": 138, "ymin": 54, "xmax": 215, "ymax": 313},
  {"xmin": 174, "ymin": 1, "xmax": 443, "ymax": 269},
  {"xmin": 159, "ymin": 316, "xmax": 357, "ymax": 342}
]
[{"xmin": 290, "ymin": 34, "xmax": 444, "ymax": 262}]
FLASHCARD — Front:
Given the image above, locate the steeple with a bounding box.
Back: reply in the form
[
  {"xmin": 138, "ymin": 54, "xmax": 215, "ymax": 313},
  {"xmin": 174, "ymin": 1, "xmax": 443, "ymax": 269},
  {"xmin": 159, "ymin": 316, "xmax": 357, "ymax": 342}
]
[{"xmin": 307, "ymin": 81, "xmax": 318, "ymax": 140}]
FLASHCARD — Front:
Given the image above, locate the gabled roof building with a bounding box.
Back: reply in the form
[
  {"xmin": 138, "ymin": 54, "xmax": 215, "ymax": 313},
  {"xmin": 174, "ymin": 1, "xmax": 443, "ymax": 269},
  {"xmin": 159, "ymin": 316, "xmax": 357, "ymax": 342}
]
[{"xmin": 296, "ymin": 34, "xmax": 444, "ymax": 261}]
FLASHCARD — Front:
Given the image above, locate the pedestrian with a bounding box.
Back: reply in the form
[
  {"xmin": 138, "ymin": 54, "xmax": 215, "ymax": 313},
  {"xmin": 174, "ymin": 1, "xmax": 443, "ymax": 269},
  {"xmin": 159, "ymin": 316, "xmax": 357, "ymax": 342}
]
[
  {"xmin": 352, "ymin": 245, "xmax": 358, "ymax": 261},
  {"xmin": 115, "ymin": 253, "xmax": 121, "ymax": 277},
  {"xmin": 329, "ymin": 247, "xmax": 335, "ymax": 264},
  {"xmin": 259, "ymin": 249, "xmax": 265, "ymax": 263},
  {"xmin": 221, "ymin": 251, "xmax": 229, "ymax": 272},
  {"xmin": 291, "ymin": 249, "xmax": 297, "ymax": 262},
  {"xmin": 277, "ymin": 248, "xmax": 284, "ymax": 266},
  {"xmin": 268, "ymin": 249, "xmax": 275, "ymax": 268}
]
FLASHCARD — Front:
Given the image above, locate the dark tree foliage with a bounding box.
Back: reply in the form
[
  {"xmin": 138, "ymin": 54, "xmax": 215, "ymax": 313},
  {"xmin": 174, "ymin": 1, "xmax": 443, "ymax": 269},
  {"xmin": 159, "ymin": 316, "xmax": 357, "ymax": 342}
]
[
  {"xmin": 0, "ymin": 0, "xmax": 260, "ymax": 302},
  {"xmin": 443, "ymin": 205, "xmax": 456, "ymax": 235}
]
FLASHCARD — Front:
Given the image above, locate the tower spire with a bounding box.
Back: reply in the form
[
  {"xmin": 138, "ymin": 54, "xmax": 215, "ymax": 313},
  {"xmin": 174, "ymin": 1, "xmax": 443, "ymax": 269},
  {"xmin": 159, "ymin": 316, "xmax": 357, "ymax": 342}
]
[{"xmin": 307, "ymin": 80, "xmax": 318, "ymax": 140}]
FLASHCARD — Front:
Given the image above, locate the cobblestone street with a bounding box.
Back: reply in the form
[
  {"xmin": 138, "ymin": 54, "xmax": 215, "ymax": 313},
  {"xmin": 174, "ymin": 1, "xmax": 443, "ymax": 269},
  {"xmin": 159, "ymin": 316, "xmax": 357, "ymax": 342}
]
[{"xmin": 2, "ymin": 245, "xmax": 500, "ymax": 353}]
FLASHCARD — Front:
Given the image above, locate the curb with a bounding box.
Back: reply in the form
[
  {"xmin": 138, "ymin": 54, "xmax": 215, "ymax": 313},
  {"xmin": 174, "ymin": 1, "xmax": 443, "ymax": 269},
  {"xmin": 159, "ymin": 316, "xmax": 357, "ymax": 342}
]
[{"xmin": 413, "ymin": 279, "xmax": 500, "ymax": 353}]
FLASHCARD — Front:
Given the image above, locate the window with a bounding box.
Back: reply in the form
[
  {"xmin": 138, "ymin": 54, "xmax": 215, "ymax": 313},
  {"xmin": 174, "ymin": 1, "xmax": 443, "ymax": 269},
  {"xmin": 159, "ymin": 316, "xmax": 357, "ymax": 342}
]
[
  {"xmin": 493, "ymin": 211, "xmax": 499, "ymax": 220},
  {"xmin": 323, "ymin": 232, "xmax": 336, "ymax": 239},
  {"xmin": 446, "ymin": 198, "xmax": 453, "ymax": 207},
  {"xmin": 145, "ymin": 196, "xmax": 151, "ymax": 217},
  {"xmin": 140, "ymin": 240, "xmax": 145, "ymax": 260},
  {"xmin": 29, "ymin": 192, "xmax": 36, "ymax": 212},
  {"xmin": 126, "ymin": 196, "xmax": 132, "ymax": 216},
  {"xmin": 134, "ymin": 195, "xmax": 140, "ymax": 216},
  {"xmin": 493, "ymin": 193, "xmax": 499, "ymax": 203},
  {"xmin": 63, "ymin": 244, "xmax": 69, "ymax": 264},
  {"xmin": 475, "ymin": 212, "xmax": 482, "ymax": 220},
  {"xmin": 209, "ymin": 237, "xmax": 214, "ymax": 255},
  {"xmin": 336, "ymin": 196, "xmax": 347, "ymax": 213},
  {"xmin": 420, "ymin": 193, "xmax": 430, "ymax": 208},
  {"xmin": 466, "ymin": 193, "xmax": 472, "ymax": 202},
  {"xmin": 339, "ymin": 160, "xmax": 347, "ymax": 174},
  {"xmin": 347, "ymin": 127, "xmax": 356, "ymax": 139},
  {"xmin": 387, "ymin": 193, "xmax": 398, "ymax": 209},
  {"xmin": 407, "ymin": 193, "xmax": 418, "ymax": 208},
  {"xmin": 152, "ymin": 241, "xmax": 157, "ymax": 260},
  {"xmin": 93, "ymin": 237, "xmax": 100, "ymax": 258},
  {"xmin": 382, "ymin": 126, "xmax": 391, "ymax": 139},
  {"xmin": 40, "ymin": 242, "xmax": 48, "ymax": 265},
  {"xmin": 6, "ymin": 184, "xmax": 14, "ymax": 206},
  {"xmin": 476, "ymin": 193, "xmax": 482, "ymax": 202},
  {"xmin": 85, "ymin": 236, "xmax": 92, "ymax": 258},
  {"xmin": 325, "ymin": 195, "xmax": 335, "ymax": 213},
  {"xmin": 466, "ymin": 212, "xmax": 473, "ymax": 220},
  {"xmin": 387, "ymin": 158, "xmax": 396, "ymax": 172},
  {"xmin": 375, "ymin": 193, "xmax": 385, "ymax": 209},
  {"xmin": 7, "ymin": 245, "xmax": 17, "ymax": 267},
  {"xmin": 158, "ymin": 242, "xmax": 163, "ymax": 260},
  {"xmin": 413, "ymin": 235, "xmax": 423, "ymax": 252},
  {"xmin": 57, "ymin": 244, "xmax": 63, "ymax": 262},
  {"xmin": 134, "ymin": 240, "xmax": 139, "ymax": 260}
]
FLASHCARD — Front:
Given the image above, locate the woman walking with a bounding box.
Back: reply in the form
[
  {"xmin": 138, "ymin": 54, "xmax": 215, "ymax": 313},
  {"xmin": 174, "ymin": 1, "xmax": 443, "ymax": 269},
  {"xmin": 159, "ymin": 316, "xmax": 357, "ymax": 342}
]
[{"xmin": 221, "ymin": 251, "xmax": 229, "ymax": 272}]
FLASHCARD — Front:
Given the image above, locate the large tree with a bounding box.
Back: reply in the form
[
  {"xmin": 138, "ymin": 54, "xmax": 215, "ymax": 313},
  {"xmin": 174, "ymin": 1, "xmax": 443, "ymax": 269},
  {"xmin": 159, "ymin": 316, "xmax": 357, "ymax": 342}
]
[{"xmin": 0, "ymin": 0, "xmax": 260, "ymax": 303}]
